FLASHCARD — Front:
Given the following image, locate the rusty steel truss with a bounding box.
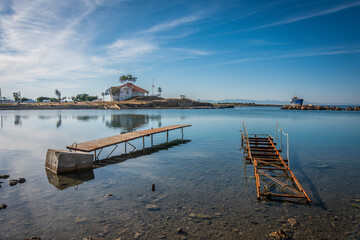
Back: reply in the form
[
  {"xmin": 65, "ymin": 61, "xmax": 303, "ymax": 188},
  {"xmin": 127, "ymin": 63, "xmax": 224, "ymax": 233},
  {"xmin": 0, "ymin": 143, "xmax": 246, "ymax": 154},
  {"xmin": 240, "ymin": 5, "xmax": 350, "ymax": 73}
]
[{"xmin": 241, "ymin": 122, "xmax": 310, "ymax": 203}]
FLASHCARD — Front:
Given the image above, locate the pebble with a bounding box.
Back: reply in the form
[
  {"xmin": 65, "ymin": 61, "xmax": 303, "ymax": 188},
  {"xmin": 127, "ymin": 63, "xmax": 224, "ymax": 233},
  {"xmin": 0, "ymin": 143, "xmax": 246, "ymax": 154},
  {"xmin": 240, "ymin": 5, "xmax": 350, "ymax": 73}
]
[
  {"xmin": 82, "ymin": 237, "xmax": 93, "ymax": 240},
  {"xmin": 287, "ymin": 218, "xmax": 298, "ymax": 227},
  {"xmin": 195, "ymin": 213, "xmax": 211, "ymax": 219},
  {"xmin": 75, "ymin": 217, "xmax": 88, "ymax": 224},
  {"xmin": 106, "ymin": 193, "xmax": 113, "ymax": 197},
  {"xmin": 145, "ymin": 204, "xmax": 160, "ymax": 211},
  {"xmin": 189, "ymin": 213, "xmax": 196, "ymax": 218},
  {"xmin": 177, "ymin": 227, "xmax": 183, "ymax": 233},
  {"xmin": 134, "ymin": 232, "xmax": 141, "ymax": 239},
  {"xmin": 24, "ymin": 237, "xmax": 41, "ymax": 240},
  {"xmin": 269, "ymin": 230, "xmax": 288, "ymax": 239}
]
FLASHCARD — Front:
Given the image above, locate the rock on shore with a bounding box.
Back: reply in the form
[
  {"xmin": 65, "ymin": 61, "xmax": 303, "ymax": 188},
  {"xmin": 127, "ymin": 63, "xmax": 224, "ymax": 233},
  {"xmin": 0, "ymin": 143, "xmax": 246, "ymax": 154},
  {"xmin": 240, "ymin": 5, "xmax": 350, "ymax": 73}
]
[{"xmin": 281, "ymin": 105, "xmax": 360, "ymax": 111}]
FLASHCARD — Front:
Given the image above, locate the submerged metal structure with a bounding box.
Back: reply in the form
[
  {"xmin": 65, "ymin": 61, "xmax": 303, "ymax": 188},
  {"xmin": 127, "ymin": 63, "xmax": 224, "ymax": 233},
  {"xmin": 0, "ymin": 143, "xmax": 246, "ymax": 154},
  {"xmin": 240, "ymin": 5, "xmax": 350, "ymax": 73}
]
[{"xmin": 241, "ymin": 121, "xmax": 310, "ymax": 202}]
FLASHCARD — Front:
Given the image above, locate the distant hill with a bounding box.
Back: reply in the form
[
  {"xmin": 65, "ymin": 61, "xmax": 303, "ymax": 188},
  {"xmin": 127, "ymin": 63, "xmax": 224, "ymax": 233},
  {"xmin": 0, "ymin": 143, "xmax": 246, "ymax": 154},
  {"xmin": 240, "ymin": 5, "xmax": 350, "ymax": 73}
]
[{"xmin": 203, "ymin": 99, "xmax": 289, "ymax": 105}]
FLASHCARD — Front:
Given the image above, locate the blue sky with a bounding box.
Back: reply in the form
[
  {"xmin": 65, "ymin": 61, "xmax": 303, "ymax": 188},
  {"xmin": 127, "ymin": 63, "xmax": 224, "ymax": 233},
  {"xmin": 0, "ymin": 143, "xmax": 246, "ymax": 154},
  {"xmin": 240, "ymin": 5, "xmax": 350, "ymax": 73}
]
[{"xmin": 0, "ymin": 0, "xmax": 359, "ymax": 104}]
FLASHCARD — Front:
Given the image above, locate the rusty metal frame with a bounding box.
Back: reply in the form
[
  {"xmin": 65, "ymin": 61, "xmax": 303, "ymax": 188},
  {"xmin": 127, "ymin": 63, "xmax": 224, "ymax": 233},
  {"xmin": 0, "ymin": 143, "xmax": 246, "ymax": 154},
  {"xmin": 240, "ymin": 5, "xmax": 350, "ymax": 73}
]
[{"xmin": 241, "ymin": 121, "xmax": 310, "ymax": 203}]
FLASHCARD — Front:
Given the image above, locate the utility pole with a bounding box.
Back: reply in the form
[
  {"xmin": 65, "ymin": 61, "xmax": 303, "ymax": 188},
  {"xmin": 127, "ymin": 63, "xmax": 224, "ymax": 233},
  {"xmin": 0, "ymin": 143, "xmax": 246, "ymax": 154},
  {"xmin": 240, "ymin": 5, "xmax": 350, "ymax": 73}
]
[{"xmin": 152, "ymin": 79, "xmax": 154, "ymax": 96}]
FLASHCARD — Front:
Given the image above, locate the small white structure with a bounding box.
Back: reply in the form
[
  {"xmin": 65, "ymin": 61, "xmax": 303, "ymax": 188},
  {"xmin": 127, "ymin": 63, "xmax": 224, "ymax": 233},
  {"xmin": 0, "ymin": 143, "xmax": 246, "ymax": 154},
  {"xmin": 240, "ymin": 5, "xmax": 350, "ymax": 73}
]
[{"xmin": 110, "ymin": 83, "xmax": 149, "ymax": 101}]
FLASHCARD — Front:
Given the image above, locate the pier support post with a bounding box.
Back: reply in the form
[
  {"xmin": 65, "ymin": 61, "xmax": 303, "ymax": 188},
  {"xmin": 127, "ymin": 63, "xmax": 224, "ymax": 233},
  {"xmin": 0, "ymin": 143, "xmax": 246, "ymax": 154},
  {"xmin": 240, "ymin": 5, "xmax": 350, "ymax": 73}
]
[
  {"xmin": 125, "ymin": 141, "xmax": 127, "ymax": 154},
  {"xmin": 167, "ymin": 130, "xmax": 169, "ymax": 142},
  {"xmin": 151, "ymin": 134, "xmax": 153, "ymax": 146},
  {"xmin": 143, "ymin": 136, "xmax": 145, "ymax": 153}
]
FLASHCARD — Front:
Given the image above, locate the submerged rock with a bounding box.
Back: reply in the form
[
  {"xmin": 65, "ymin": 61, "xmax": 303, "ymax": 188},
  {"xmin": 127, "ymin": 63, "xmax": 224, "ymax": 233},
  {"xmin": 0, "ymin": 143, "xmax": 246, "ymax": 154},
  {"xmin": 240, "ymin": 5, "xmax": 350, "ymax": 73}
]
[
  {"xmin": 195, "ymin": 213, "xmax": 212, "ymax": 219},
  {"xmin": 0, "ymin": 174, "xmax": 9, "ymax": 179},
  {"xmin": 287, "ymin": 218, "xmax": 298, "ymax": 227},
  {"xmin": 24, "ymin": 237, "xmax": 41, "ymax": 240},
  {"xmin": 0, "ymin": 203, "xmax": 7, "ymax": 210},
  {"xmin": 145, "ymin": 204, "xmax": 160, "ymax": 211},
  {"xmin": 75, "ymin": 217, "xmax": 88, "ymax": 224},
  {"xmin": 82, "ymin": 237, "xmax": 93, "ymax": 240},
  {"xmin": 269, "ymin": 230, "xmax": 289, "ymax": 239},
  {"xmin": 18, "ymin": 178, "xmax": 26, "ymax": 183},
  {"xmin": 9, "ymin": 179, "xmax": 18, "ymax": 186}
]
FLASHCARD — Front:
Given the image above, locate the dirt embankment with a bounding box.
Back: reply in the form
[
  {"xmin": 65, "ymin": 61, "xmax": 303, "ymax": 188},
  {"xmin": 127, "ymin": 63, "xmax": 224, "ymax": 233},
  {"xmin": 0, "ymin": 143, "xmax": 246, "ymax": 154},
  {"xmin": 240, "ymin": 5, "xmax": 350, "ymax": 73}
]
[{"xmin": 0, "ymin": 97, "xmax": 234, "ymax": 110}]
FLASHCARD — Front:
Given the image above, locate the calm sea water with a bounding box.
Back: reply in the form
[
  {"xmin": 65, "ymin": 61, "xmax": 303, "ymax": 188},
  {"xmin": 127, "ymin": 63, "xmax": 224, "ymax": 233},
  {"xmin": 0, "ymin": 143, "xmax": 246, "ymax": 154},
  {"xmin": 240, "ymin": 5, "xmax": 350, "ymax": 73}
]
[{"xmin": 0, "ymin": 107, "xmax": 359, "ymax": 239}]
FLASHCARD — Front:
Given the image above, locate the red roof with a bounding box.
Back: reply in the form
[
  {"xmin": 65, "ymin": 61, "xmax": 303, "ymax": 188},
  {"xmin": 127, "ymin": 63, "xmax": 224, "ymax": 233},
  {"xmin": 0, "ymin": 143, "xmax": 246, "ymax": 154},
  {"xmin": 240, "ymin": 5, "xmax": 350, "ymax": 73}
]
[{"xmin": 119, "ymin": 83, "xmax": 148, "ymax": 93}]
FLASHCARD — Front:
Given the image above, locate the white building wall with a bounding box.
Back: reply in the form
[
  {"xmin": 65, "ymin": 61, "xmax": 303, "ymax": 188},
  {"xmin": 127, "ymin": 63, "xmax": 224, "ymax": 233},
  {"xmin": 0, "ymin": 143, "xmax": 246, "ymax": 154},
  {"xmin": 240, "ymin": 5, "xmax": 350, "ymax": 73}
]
[
  {"xmin": 132, "ymin": 91, "xmax": 146, "ymax": 97},
  {"xmin": 119, "ymin": 86, "xmax": 133, "ymax": 101}
]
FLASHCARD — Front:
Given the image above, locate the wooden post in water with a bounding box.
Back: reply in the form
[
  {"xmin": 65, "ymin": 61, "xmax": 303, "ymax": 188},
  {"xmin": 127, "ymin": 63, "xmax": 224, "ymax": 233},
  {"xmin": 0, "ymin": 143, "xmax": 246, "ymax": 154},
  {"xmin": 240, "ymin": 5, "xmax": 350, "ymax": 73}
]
[
  {"xmin": 143, "ymin": 136, "xmax": 145, "ymax": 153},
  {"xmin": 166, "ymin": 130, "xmax": 169, "ymax": 142},
  {"xmin": 151, "ymin": 134, "xmax": 153, "ymax": 146},
  {"xmin": 125, "ymin": 142, "xmax": 127, "ymax": 154}
]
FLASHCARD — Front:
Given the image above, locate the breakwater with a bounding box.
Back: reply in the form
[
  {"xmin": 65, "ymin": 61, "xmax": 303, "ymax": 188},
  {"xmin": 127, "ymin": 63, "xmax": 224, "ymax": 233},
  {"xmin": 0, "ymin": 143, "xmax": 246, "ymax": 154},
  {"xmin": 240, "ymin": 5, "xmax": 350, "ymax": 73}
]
[{"xmin": 281, "ymin": 105, "xmax": 360, "ymax": 111}]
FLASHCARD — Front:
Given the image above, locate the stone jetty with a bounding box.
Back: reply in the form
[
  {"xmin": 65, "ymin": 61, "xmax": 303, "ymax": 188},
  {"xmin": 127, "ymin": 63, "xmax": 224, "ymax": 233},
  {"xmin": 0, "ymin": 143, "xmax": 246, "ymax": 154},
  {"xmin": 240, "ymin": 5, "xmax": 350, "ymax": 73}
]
[{"xmin": 281, "ymin": 105, "xmax": 360, "ymax": 111}]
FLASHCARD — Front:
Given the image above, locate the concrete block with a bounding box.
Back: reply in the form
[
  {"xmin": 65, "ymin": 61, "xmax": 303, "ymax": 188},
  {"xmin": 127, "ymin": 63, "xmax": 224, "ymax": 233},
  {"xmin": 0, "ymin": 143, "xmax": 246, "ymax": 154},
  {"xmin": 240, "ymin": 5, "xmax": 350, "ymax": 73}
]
[{"xmin": 45, "ymin": 149, "xmax": 94, "ymax": 173}]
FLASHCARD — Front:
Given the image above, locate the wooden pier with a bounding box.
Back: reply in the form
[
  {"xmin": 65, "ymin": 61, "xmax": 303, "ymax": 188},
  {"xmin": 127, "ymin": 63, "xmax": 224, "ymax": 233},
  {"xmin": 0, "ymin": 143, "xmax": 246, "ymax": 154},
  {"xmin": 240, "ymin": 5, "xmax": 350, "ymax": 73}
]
[
  {"xmin": 67, "ymin": 124, "xmax": 191, "ymax": 160},
  {"xmin": 241, "ymin": 124, "xmax": 310, "ymax": 202}
]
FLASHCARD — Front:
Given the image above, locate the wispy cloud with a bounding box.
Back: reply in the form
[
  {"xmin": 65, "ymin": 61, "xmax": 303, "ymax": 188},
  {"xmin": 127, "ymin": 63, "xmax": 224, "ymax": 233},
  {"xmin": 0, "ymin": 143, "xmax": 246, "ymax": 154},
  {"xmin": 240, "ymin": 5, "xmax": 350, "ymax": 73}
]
[
  {"xmin": 248, "ymin": 1, "xmax": 360, "ymax": 31},
  {"xmin": 0, "ymin": 0, "xmax": 214, "ymax": 97},
  {"xmin": 225, "ymin": 45, "xmax": 360, "ymax": 64},
  {"xmin": 164, "ymin": 45, "xmax": 360, "ymax": 72},
  {"xmin": 0, "ymin": 0, "xmax": 110, "ymax": 87},
  {"xmin": 207, "ymin": 1, "xmax": 360, "ymax": 37},
  {"xmin": 142, "ymin": 13, "xmax": 204, "ymax": 33},
  {"xmin": 106, "ymin": 39, "xmax": 158, "ymax": 62}
]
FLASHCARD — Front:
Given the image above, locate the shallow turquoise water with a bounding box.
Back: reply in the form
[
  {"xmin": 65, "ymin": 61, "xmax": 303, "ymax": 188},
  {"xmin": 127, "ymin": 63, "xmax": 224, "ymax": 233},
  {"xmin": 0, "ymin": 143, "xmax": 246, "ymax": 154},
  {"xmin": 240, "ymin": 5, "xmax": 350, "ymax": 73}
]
[{"xmin": 0, "ymin": 107, "xmax": 359, "ymax": 239}]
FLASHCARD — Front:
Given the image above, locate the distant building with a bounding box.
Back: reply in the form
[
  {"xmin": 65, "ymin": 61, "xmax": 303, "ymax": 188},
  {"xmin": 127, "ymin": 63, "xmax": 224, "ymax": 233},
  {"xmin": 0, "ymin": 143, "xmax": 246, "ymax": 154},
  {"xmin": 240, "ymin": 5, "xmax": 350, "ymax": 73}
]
[{"xmin": 110, "ymin": 83, "xmax": 149, "ymax": 101}]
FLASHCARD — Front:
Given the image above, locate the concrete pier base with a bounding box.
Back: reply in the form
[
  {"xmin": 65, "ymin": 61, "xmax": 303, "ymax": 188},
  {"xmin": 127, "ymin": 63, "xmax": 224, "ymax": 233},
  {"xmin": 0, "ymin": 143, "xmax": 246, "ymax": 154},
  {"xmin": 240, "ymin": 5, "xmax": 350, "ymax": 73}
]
[{"xmin": 45, "ymin": 149, "xmax": 94, "ymax": 173}]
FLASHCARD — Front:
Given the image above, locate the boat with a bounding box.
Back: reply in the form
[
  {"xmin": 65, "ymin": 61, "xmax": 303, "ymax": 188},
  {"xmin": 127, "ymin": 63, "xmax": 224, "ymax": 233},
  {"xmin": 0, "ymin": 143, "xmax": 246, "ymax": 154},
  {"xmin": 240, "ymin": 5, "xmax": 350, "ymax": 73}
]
[{"xmin": 290, "ymin": 96, "xmax": 304, "ymax": 105}]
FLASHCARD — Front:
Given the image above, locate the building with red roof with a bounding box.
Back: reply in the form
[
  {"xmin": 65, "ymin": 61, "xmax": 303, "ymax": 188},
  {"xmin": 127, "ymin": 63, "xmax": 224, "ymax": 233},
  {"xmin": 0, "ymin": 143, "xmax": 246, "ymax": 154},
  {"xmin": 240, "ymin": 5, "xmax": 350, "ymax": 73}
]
[{"xmin": 110, "ymin": 83, "xmax": 149, "ymax": 101}]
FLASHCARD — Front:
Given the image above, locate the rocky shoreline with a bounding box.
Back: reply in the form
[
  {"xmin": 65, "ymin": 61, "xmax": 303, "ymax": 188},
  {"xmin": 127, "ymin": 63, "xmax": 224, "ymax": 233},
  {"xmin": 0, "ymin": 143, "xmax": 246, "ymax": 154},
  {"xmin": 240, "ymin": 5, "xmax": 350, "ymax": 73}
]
[
  {"xmin": 281, "ymin": 105, "xmax": 360, "ymax": 111},
  {"xmin": 0, "ymin": 97, "xmax": 236, "ymax": 110}
]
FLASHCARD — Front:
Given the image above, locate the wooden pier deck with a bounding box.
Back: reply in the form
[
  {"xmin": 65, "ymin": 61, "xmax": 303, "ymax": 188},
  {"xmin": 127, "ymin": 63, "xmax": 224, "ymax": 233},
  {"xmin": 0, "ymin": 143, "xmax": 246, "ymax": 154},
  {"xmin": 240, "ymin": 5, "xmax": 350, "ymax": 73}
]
[
  {"xmin": 67, "ymin": 124, "xmax": 191, "ymax": 159},
  {"xmin": 241, "ymin": 132, "xmax": 311, "ymax": 202}
]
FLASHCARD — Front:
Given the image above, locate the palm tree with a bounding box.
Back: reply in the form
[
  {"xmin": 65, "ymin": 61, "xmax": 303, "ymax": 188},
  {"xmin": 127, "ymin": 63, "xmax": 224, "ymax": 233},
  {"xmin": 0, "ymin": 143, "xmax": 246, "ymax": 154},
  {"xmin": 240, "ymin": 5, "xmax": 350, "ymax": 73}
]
[
  {"xmin": 55, "ymin": 89, "xmax": 61, "ymax": 102},
  {"xmin": 158, "ymin": 87, "xmax": 162, "ymax": 97},
  {"xmin": 101, "ymin": 92, "xmax": 105, "ymax": 101},
  {"xmin": 119, "ymin": 74, "xmax": 137, "ymax": 84}
]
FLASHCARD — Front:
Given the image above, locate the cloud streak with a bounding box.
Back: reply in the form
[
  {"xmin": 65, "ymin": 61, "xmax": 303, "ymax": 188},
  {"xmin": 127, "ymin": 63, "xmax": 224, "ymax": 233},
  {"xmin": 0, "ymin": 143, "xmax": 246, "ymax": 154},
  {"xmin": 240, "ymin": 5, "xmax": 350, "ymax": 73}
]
[
  {"xmin": 224, "ymin": 45, "xmax": 360, "ymax": 64},
  {"xmin": 142, "ymin": 13, "xmax": 204, "ymax": 33},
  {"xmin": 248, "ymin": 1, "xmax": 360, "ymax": 31}
]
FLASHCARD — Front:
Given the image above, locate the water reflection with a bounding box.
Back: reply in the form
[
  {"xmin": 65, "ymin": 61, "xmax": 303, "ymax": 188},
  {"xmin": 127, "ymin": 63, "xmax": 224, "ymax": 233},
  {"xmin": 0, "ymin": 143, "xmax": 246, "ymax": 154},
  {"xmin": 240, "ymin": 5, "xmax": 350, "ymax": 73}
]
[
  {"xmin": 76, "ymin": 116, "xmax": 98, "ymax": 122},
  {"xmin": 46, "ymin": 140, "xmax": 191, "ymax": 190},
  {"xmin": 94, "ymin": 139, "xmax": 191, "ymax": 168},
  {"xmin": 14, "ymin": 115, "xmax": 22, "ymax": 125},
  {"xmin": 56, "ymin": 115, "xmax": 62, "ymax": 128},
  {"xmin": 45, "ymin": 169, "xmax": 95, "ymax": 190},
  {"xmin": 106, "ymin": 114, "xmax": 161, "ymax": 133}
]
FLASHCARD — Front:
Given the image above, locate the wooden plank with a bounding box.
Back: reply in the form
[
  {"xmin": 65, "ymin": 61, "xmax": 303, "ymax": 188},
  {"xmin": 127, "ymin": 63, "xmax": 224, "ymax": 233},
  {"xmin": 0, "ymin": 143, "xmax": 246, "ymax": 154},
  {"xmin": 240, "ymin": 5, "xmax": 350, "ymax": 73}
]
[{"xmin": 67, "ymin": 125, "xmax": 191, "ymax": 152}]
